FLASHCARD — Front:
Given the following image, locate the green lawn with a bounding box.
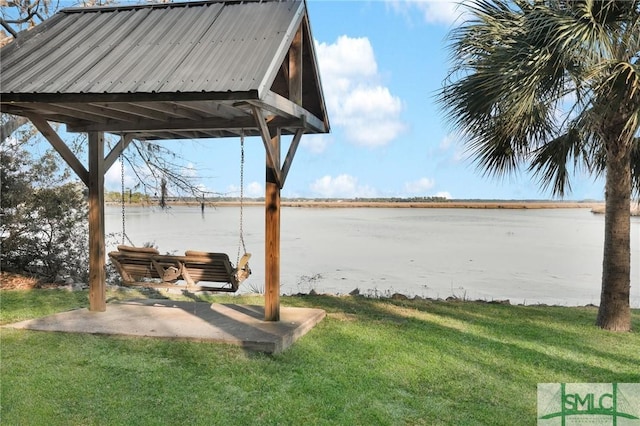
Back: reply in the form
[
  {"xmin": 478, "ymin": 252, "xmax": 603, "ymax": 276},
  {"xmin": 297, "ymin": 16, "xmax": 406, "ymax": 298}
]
[{"xmin": 1, "ymin": 289, "xmax": 639, "ymax": 425}]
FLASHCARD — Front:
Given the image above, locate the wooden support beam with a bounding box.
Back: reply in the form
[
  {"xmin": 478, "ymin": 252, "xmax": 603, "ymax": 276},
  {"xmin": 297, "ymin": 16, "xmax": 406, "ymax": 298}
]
[
  {"xmin": 88, "ymin": 132, "xmax": 106, "ymax": 312},
  {"xmin": 252, "ymin": 106, "xmax": 306, "ymax": 321},
  {"xmin": 104, "ymin": 134, "xmax": 133, "ymax": 172},
  {"xmin": 252, "ymin": 105, "xmax": 283, "ymax": 188},
  {"xmin": 251, "ymin": 105, "xmax": 305, "ymax": 188},
  {"xmin": 25, "ymin": 113, "xmax": 89, "ymax": 186},
  {"xmin": 289, "ymin": 25, "xmax": 303, "ymax": 106},
  {"xmin": 281, "ymin": 127, "xmax": 304, "ymax": 185},
  {"xmin": 264, "ymin": 133, "xmax": 281, "ymax": 322}
]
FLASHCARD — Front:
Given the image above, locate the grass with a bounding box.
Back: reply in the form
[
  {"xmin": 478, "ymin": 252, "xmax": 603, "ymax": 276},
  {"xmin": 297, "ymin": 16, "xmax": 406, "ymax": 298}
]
[{"xmin": 1, "ymin": 289, "xmax": 639, "ymax": 425}]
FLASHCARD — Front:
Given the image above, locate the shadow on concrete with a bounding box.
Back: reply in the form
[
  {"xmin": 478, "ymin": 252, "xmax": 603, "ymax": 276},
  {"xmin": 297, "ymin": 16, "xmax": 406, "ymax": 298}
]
[{"xmin": 4, "ymin": 299, "xmax": 325, "ymax": 354}]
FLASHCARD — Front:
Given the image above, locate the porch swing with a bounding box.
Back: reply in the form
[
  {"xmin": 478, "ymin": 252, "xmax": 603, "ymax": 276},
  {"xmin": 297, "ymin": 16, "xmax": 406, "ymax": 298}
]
[{"xmin": 108, "ymin": 136, "xmax": 251, "ymax": 292}]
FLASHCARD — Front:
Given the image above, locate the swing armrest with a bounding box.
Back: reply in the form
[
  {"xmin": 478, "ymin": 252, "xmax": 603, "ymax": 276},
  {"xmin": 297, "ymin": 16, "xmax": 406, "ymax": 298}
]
[{"xmin": 237, "ymin": 253, "xmax": 251, "ymax": 270}]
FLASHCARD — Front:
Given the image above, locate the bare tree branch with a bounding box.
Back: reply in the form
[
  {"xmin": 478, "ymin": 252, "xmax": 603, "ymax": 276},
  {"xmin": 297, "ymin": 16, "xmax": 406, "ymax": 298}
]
[
  {"xmin": 1, "ymin": 0, "xmax": 47, "ymax": 38},
  {"xmin": 0, "ymin": 18, "xmax": 18, "ymax": 38},
  {"xmin": 1, "ymin": 115, "xmax": 29, "ymax": 141}
]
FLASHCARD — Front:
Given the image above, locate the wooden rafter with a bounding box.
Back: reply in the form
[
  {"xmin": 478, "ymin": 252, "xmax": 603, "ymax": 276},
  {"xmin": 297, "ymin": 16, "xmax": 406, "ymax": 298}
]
[
  {"xmin": 91, "ymin": 102, "xmax": 173, "ymax": 122},
  {"xmin": 26, "ymin": 112, "xmax": 90, "ymax": 186}
]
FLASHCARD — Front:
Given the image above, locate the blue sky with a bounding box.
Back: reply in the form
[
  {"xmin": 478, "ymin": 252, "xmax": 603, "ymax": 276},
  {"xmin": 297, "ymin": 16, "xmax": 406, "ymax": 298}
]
[{"xmin": 99, "ymin": 1, "xmax": 600, "ymax": 200}]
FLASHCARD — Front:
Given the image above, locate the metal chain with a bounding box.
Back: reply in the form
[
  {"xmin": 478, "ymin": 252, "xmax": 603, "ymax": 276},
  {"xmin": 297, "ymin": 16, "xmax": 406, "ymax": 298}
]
[
  {"xmin": 121, "ymin": 153, "xmax": 126, "ymax": 246},
  {"xmin": 237, "ymin": 132, "xmax": 247, "ymax": 265},
  {"xmin": 120, "ymin": 151, "xmax": 134, "ymax": 246}
]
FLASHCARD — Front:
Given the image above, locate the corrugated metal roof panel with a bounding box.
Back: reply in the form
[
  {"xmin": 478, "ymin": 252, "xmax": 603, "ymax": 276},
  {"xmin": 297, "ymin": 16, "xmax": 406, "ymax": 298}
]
[
  {"xmin": 1, "ymin": 1, "xmax": 303, "ymax": 96},
  {"xmin": 0, "ymin": 0, "xmax": 330, "ymax": 138}
]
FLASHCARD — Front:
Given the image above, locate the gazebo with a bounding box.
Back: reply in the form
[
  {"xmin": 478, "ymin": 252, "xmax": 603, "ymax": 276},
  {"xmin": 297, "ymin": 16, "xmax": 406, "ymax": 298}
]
[{"xmin": 0, "ymin": 0, "xmax": 330, "ymax": 322}]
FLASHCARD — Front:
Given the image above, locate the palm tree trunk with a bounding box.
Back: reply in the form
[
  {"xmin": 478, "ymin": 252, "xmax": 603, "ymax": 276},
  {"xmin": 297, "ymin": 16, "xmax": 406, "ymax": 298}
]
[{"xmin": 596, "ymin": 142, "xmax": 632, "ymax": 331}]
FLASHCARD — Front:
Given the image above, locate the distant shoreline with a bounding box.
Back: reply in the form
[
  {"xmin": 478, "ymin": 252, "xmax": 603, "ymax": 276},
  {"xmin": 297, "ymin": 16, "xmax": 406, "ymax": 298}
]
[
  {"xmin": 106, "ymin": 200, "xmax": 640, "ymax": 215},
  {"xmin": 278, "ymin": 200, "xmax": 606, "ymax": 210},
  {"xmin": 107, "ymin": 200, "xmax": 607, "ymax": 210}
]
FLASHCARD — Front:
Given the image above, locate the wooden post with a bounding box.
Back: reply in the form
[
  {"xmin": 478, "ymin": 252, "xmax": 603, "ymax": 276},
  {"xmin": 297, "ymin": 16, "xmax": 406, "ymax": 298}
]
[
  {"xmin": 88, "ymin": 132, "xmax": 106, "ymax": 312},
  {"xmin": 264, "ymin": 130, "xmax": 281, "ymax": 321}
]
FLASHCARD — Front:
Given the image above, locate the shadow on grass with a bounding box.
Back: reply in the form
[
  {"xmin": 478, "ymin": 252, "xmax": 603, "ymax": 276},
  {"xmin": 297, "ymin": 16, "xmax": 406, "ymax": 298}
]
[
  {"xmin": 284, "ymin": 294, "xmax": 640, "ymax": 381},
  {"xmin": 2, "ymin": 290, "xmax": 639, "ymax": 424},
  {"xmin": 419, "ymin": 301, "xmax": 640, "ymax": 369},
  {"xmin": 278, "ymin": 294, "xmax": 640, "ymax": 423}
]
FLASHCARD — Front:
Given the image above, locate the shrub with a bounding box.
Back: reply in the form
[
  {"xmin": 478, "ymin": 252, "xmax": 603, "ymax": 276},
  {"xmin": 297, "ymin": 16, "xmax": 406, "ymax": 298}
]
[{"xmin": 1, "ymin": 143, "xmax": 88, "ymax": 282}]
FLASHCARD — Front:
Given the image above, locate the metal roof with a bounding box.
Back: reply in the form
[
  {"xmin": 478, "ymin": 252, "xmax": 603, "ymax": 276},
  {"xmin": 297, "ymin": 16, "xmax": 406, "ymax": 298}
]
[{"xmin": 0, "ymin": 0, "xmax": 329, "ymax": 140}]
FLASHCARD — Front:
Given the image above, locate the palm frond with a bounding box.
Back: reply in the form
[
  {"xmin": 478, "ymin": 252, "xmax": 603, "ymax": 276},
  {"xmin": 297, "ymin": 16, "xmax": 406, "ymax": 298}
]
[
  {"xmin": 464, "ymin": 113, "xmax": 529, "ymax": 177},
  {"xmin": 528, "ymin": 128, "xmax": 586, "ymax": 197},
  {"xmin": 440, "ymin": 0, "xmax": 640, "ymax": 196},
  {"xmin": 586, "ymin": 60, "xmax": 640, "ymax": 145},
  {"xmin": 440, "ymin": 0, "xmax": 572, "ymax": 176}
]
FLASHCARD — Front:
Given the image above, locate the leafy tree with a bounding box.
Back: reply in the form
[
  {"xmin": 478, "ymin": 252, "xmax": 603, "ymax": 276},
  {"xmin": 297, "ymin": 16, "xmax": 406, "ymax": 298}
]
[
  {"xmin": 1, "ymin": 1, "xmax": 219, "ymax": 284},
  {"xmin": 1, "ymin": 140, "xmax": 89, "ymax": 282},
  {"xmin": 439, "ymin": 0, "xmax": 640, "ymax": 331}
]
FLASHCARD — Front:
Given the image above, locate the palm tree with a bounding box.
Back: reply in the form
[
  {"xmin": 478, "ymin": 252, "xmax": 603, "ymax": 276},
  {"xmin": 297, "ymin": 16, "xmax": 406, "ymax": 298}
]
[{"xmin": 439, "ymin": 0, "xmax": 640, "ymax": 331}]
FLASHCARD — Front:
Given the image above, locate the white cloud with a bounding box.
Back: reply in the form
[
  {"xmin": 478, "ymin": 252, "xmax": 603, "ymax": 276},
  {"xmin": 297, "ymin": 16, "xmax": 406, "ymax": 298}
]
[
  {"xmin": 226, "ymin": 181, "xmax": 263, "ymax": 198},
  {"xmin": 316, "ymin": 36, "xmax": 405, "ymax": 148},
  {"xmin": 302, "ymin": 134, "xmax": 332, "ymax": 154},
  {"xmin": 452, "ymin": 147, "xmax": 468, "ymax": 163},
  {"xmin": 181, "ymin": 163, "xmax": 197, "ymax": 177},
  {"xmin": 403, "ymin": 177, "xmax": 435, "ymax": 194},
  {"xmin": 439, "ymin": 133, "xmax": 456, "ymax": 151},
  {"xmin": 419, "ymin": 1, "xmax": 464, "ymax": 25},
  {"xmin": 195, "ymin": 183, "xmax": 208, "ymax": 194},
  {"xmin": 104, "ymin": 162, "xmax": 120, "ymax": 187},
  {"xmin": 310, "ymin": 174, "xmax": 377, "ymax": 198},
  {"xmin": 386, "ymin": 0, "xmax": 466, "ymax": 26},
  {"xmin": 439, "ymin": 132, "xmax": 468, "ymax": 163},
  {"xmin": 316, "ymin": 35, "xmax": 377, "ymax": 79},
  {"xmin": 246, "ymin": 181, "xmax": 263, "ymax": 198},
  {"xmin": 105, "ymin": 158, "xmax": 136, "ymax": 190},
  {"xmin": 337, "ymin": 86, "xmax": 404, "ymax": 147},
  {"xmin": 435, "ymin": 191, "xmax": 452, "ymax": 199}
]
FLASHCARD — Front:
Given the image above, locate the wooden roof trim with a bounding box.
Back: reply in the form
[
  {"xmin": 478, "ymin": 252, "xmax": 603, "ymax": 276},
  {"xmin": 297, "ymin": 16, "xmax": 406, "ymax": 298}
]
[
  {"xmin": 300, "ymin": 13, "xmax": 330, "ymax": 132},
  {"xmin": 250, "ymin": 90, "xmax": 326, "ymax": 133},
  {"xmin": 257, "ymin": 1, "xmax": 305, "ymax": 100}
]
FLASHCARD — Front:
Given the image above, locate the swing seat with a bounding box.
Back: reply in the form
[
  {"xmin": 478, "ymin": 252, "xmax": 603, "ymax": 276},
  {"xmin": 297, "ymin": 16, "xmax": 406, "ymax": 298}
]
[{"xmin": 108, "ymin": 245, "xmax": 251, "ymax": 292}]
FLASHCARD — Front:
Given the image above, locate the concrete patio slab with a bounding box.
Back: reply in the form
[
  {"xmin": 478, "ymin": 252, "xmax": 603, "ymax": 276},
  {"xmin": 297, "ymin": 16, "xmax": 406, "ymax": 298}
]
[{"xmin": 4, "ymin": 299, "xmax": 326, "ymax": 354}]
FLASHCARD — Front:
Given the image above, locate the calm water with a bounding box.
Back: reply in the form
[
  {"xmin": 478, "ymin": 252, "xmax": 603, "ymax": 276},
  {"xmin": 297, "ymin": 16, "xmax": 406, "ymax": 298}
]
[{"xmin": 105, "ymin": 206, "xmax": 640, "ymax": 307}]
